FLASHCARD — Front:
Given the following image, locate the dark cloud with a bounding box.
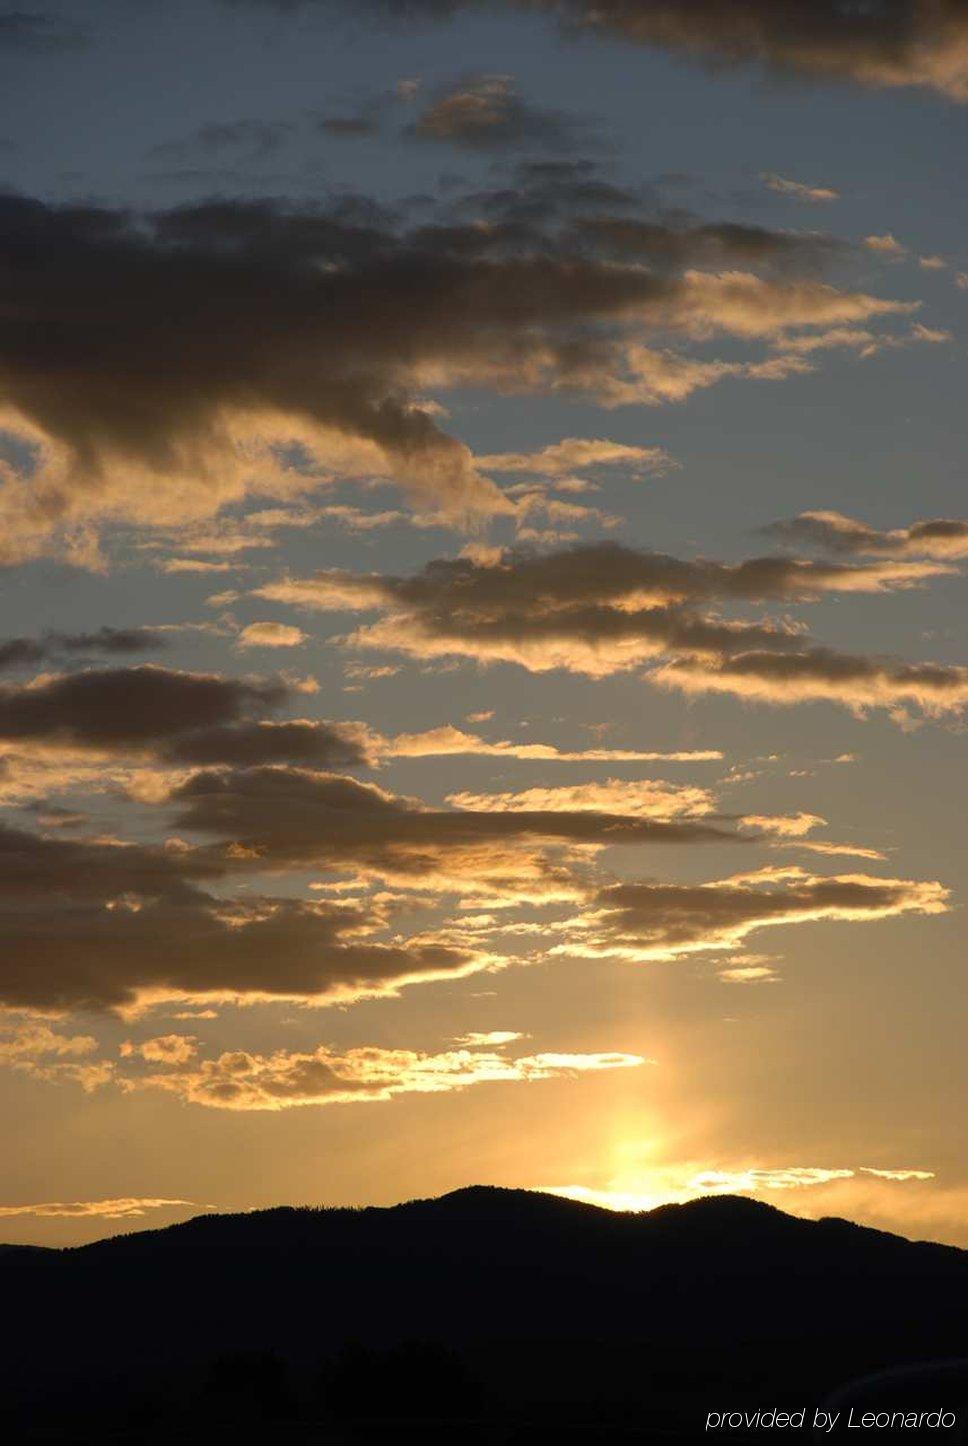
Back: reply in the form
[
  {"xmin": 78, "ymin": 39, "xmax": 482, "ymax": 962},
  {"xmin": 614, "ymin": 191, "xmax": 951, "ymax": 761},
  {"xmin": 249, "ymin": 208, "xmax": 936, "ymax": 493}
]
[
  {"xmin": 257, "ymin": 541, "xmax": 945, "ymax": 676},
  {"xmin": 275, "ymin": 1, "xmax": 968, "ymax": 101},
  {"xmin": 0, "ymin": 823, "xmax": 479, "ymax": 1012},
  {"xmin": 539, "ymin": 0, "xmax": 968, "ymax": 100},
  {"xmin": 0, "ymin": 627, "xmax": 167, "ymax": 675},
  {"xmin": 163, "ymin": 719, "xmax": 373, "ymax": 769},
  {"xmin": 286, "ymin": 540, "xmax": 938, "ymax": 608},
  {"xmin": 257, "ymin": 543, "xmax": 966, "ymax": 718},
  {"xmin": 170, "ymin": 763, "xmax": 739, "ymax": 870},
  {"xmin": 0, "ymin": 10, "xmax": 88, "ymax": 53},
  {"xmin": 0, "ymin": 666, "xmax": 287, "ymax": 749},
  {"xmin": 573, "ymin": 217, "xmax": 842, "ymax": 272},
  {"xmin": 456, "ymin": 158, "xmax": 640, "ymax": 227},
  {"xmin": 763, "ymin": 510, "xmax": 968, "ymax": 560},
  {"xmin": 0, "ymin": 189, "xmax": 909, "ymax": 561},
  {"xmin": 564, "ymin": 867, "xmax": 949, "ymax": 962}
]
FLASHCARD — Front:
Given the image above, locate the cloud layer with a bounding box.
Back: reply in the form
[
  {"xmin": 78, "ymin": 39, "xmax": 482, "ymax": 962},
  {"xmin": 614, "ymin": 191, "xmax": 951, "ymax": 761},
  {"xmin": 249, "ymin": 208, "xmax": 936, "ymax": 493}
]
[
  {"xmin": 256, "ymin": 541, "xmax": 965, "ymax": 718},
  {"xmin": 333, "ymin": 1, "xmax": 968, "ymax": 101},
  {"xmin": 122, "ymin": 1034, "xmax": 646, "ymax": 1110},
  {"xmin": 0, "ymin": 187, "xmax": 918, "ymax": 561}
]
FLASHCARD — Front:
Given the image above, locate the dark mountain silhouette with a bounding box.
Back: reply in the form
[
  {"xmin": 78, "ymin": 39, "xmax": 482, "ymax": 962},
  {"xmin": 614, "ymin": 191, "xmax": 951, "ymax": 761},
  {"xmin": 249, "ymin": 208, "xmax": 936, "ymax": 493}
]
[{"xmin": 2, "ymin": 1186, "xmax": 966, "ymax": 1443}]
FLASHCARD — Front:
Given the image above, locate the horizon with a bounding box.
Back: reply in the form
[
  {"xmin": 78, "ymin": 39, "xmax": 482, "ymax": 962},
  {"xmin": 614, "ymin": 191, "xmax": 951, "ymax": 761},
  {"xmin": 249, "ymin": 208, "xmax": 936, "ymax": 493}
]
[
  {"xmin": 3, "ymin": 1179, "xmax": 962, "ymax": 1253},
  {"xmin": 1, "ymin": 0, "xmax": 966, "ymax": 1264}
]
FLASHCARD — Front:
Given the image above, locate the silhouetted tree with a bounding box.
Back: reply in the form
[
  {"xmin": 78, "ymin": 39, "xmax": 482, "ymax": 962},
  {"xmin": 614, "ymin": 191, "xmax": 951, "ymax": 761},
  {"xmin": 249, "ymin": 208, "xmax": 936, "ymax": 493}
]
[
  {"xmin": 322, "ymin": 1339, "xmax": 482, "ymax": 1421},
  {"xmin": 201, "ymin": 1348, "xmax": 291, "ymax": 1422}
]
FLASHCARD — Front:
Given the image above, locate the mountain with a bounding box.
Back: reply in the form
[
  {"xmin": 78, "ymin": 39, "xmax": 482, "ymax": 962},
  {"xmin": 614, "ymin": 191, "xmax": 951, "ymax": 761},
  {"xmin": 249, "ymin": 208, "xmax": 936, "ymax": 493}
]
[{"xmin": 2, "ymin": 1187, "xmax": 966, "ymax": 1442}]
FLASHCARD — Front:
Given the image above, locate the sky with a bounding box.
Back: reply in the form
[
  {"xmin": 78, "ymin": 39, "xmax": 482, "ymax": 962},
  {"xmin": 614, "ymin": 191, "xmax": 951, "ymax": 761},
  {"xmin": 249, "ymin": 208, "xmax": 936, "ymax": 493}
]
[{"xmin": 0, "ymin": 0, "xmax": 966, "ymax": 1248}]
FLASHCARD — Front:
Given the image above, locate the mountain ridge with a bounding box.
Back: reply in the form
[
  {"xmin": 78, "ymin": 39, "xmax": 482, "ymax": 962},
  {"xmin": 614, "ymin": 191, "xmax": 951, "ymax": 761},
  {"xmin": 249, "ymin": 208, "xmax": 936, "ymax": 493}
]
[
  {"xmin": 5, "ymin": 1184, "xmax": 963, "ymax": 1259},
  {"xmin": 3, "ymin": 1183, "xmax": 966, "ymax": 1440}
]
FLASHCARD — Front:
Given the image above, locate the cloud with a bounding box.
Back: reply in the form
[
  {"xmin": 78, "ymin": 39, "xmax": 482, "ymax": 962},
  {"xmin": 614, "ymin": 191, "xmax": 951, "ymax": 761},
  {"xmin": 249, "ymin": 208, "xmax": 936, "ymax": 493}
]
[
  {"xmin": 122, "ymin": 1034, "xmax": 646, "ymax": 1110},
  {"xmin": 864, "ymin": 232, "xmax": 907, "ymax": 255},
  {"xmin": 545, "ymin": 0, "xmax": 968, "ymax": 100},
  {"xmin": 0, "ymin": 666, "xmax": 288, "ymax": 751},
  {"xmin": 0, "ymin": 822, "xmax": 487, "ymax": 1012},
  {"xmin": 763, "ymin": 510, "xmax": 968, "ymax": 560},
  {"xmin": 407, "ymin": 73, "xmax": 582, "ymax": 151},
  {"xmin": 256, "ymin": 541, "xmax": 954, "ymax": 690},
  {"xmin": 688, "ymin": 1166, "xmax": 856, "ymax": 1190},
  {"xmin": 860, "ymin": 1166, "xmax": 935, "ymax": 1181},
  {"xmin": 0, "ymin": 1197, "xmax": 199, "ymax": 1219},
  {"xmin": 161, "ymin": 558, "xmax": 237, "ymax": 574},
  {"xmin": 739, "ymin": 811, "xmax": 824, "ymax": 838},
  {"xmin": 315, "ymin": 1, "xmax": 968, "ymax": 101},
  {"xmin": 654, "ymin": 647, "xmax": 968, "ymax": 720},
  {"xmin": 163, "ymin": 718, "xmax": 374, "ymax": 769},
  {"xmin": 555, "ymin": 865, "xmax": 948, "ymax": 963},
  {"xmin": 379, "ymin": 723, "xmax": 722, "ymax": 762},
  {"xmin": 0, "ymin": 1020, "xmax": 98, "ymax": 1062},
  {"xmin": 545, "ymin": 1161, "xmax": 938, "ymax": 1216},
  {"xmin": 761, "ymin": 173, "xmax": 839, "ymax": 204},
  {"xmin": 575, "ymin": 216, "xmax": 842, "ymax": 271},
  {"xmin": 717, "ymin": 959, "xmax": 780, "ymax": 984},
  {"xmin": 119, "ymin": 1034, "xmax": 198, "ymax": 1064},
  {"xmin": 477, "ymin": 436, "xmax": 676, "ymax": 476},
  {"xmin": 169, "ymin": 764, "xmax": 741, "ymax": 872},
  {"xmin": 237, "ymin": 621, "xmax": 308, "ymax": 648},
  {"xmin": 260, "ymin": 540, "xmax": 948, "ymax": 617},
  {"xmin": 783, "ymin": 840, "xmax": 887, "ymax": 862},
  {"xmin": 453, "ymin": 1029, "xmax": 524, "ymax": 1045},
  {"xmin": 0, "ymin": 627, "xmax": 167, "ymax": 674},
  {"xmin": 445, "ymin": 777, "xmax": 716, "ymax": 819},
  {"xmin": 0, "ymin": 190, "xmax": 916, "ymax": 562}
]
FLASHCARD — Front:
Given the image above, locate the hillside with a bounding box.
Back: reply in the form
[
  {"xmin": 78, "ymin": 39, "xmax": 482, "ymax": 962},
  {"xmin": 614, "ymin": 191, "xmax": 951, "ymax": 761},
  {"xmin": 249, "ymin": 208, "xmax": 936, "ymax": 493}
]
[{"xmin": 2, "ymin": 1187, "xmax": 966, "ymax": 1442}]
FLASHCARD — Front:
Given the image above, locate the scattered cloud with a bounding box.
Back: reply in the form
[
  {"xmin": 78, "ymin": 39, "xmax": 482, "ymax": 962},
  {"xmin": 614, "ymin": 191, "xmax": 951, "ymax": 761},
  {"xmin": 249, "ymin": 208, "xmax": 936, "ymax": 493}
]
[
  {"xmin": 407, "ymin": 73, "xmax": 584, "ymax": 151},
  {"xmin": 0, "ymin": 1197, "xmax": 199, "ymax": 1219},
  {"xmin": 654, "ymin": 647, "xmax": 968, "ymax": 720},
  {"xmin": 541, "ymin": 1161, "xmax": 936, "ymax": 1215},
  {"xmin": 324, "ymin": 1, "xmax": 968, "ymax": 102},
  {"xmin": 761, "ymin": 173, "xmax": 839, "ymax": 204},
  {"xmin": 0, "ymin": 1020, "xmax": 98, "ymax": 1062},
  {"xmin": 120, "ymin": 1034, "xmax": 198, "ymax": 1064},
  {"xmin": 256, "ymin": 543, "xmax": 962, "ymax": 718},
  {"xmin": 123, "ymin": 1034, "xmax": 646, "ymax": 1110},
  {"xmin": 379, "ymin": 724, "xmax": 722, "ymax": 763},
  {"xmin": 864, "ymin": 232, "xmax": 907, "ymax": 256},
  {"xmin": 237, "ymin": 621, "xmax": 308, "ymax": 649},
  {"xmin": 477, "ymin": 437, "xmax": 676, "ymax": 477},
  {"xmin": 0, "ymin": 627, "xmax": 166, "ymax": 674},
  {"xmin": 763, "ymin": 510, "xmax": 968, "ymax": 560},
  {"xmin": 445, "ymin": 777, "xmax": 716, "ymax": 819},
  {"xmin": 554, "ymin": 865, "xmax": 948, "ymax": 964}
]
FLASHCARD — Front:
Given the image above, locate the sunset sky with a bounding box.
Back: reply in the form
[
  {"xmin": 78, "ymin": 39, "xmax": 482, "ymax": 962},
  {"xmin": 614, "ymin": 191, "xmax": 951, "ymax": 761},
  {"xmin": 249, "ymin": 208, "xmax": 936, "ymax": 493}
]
[{"xmin": 1, "ymin": 0, "xmax": 966, "ymax": 1248}]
